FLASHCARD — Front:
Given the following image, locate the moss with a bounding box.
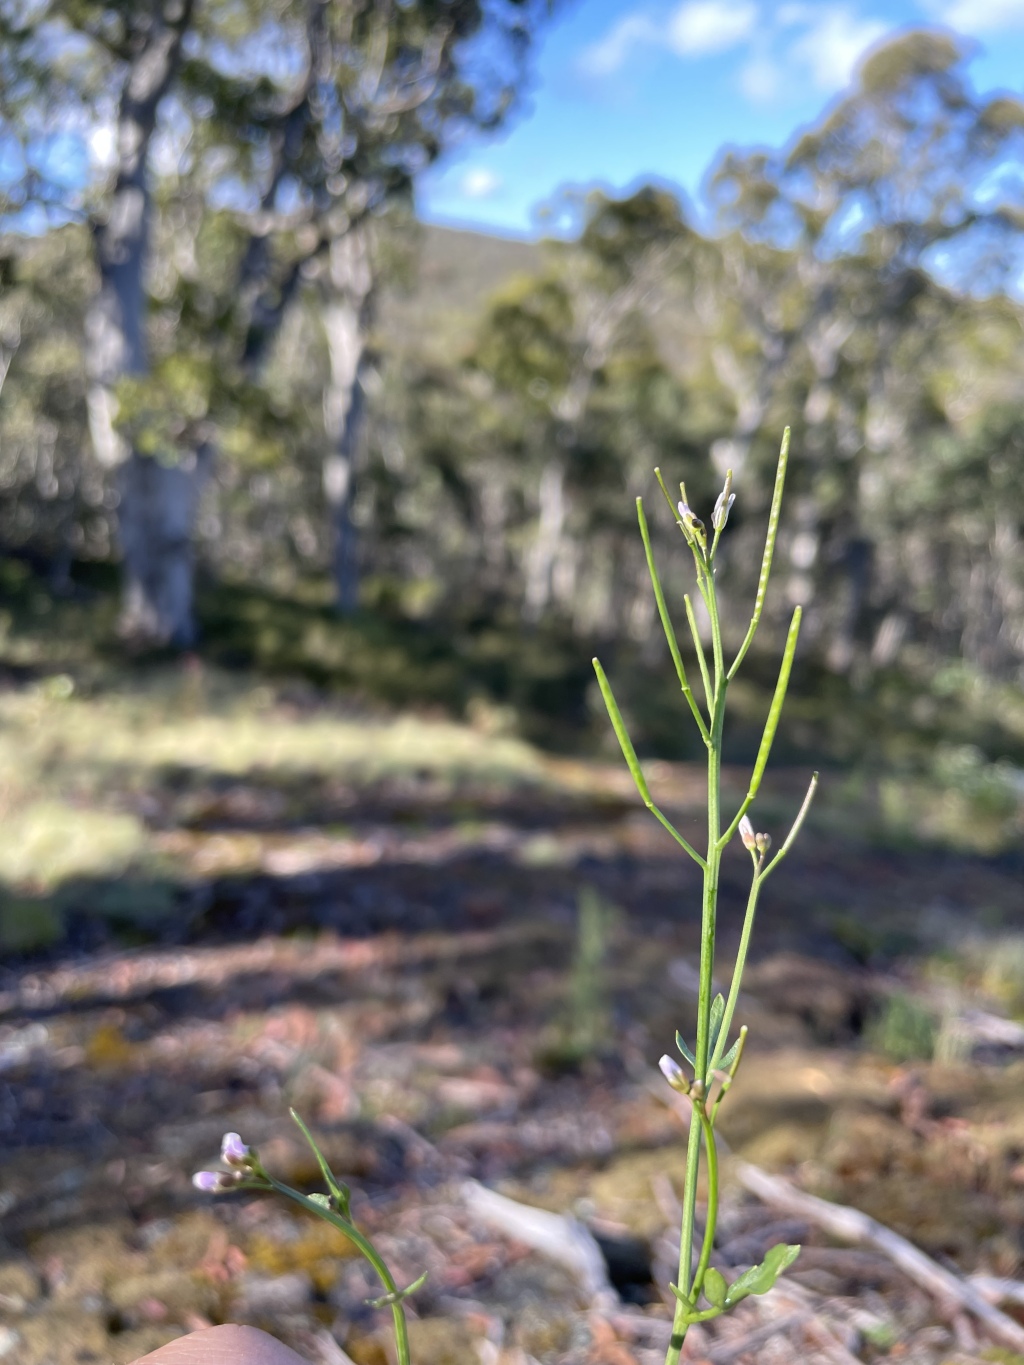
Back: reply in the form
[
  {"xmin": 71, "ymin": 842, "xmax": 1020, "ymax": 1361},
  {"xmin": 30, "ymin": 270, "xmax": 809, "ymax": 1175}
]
[{"xmin": 245, "ymin": 1222, "xmax": 361, "ymax": 1294}]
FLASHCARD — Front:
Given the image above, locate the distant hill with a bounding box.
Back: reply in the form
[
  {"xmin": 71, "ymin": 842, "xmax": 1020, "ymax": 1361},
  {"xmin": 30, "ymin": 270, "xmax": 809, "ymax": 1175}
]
[{"xmin": 378, "ymin": 223, "xmax": 543, "ymax": 360}]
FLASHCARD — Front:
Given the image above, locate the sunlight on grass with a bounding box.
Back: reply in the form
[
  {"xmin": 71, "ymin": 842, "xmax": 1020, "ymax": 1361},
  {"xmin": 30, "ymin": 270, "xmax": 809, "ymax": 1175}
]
[{"xmin": 0, "ymin": 668, "xmax": 555, "ymax": 905}]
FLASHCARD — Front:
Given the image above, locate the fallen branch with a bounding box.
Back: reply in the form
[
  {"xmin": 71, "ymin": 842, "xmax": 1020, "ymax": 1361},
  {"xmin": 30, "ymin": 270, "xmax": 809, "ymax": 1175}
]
[
  {"xmin": 735, "ymin": 1161, "xmax": 1024, "ymax": 1352},
  {"xmin": 969, "ymin": 1274, "xmax": 1024, "ymax": 1308},
  {"xmin": 461, "ymin": 1179, "xmax": 614, "ymax": 1303}
]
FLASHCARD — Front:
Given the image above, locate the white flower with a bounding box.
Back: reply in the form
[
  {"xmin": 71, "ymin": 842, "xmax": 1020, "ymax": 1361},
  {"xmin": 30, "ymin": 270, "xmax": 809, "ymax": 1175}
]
[
  {"xmin": 220, "ymin": 1132, "xmax": 252, "ymax": 1167},
  {"xmin": 192, "ymin": 1170, "xmax": 240, "ymax": 1193},
  {"xmin": 712, "ymin": 490, "xmax": 736, "ymax": 531},
  {"xmin": 739, "ymin": 814, "xmax": 757, "ymax": 851},
  {"xmin": 659, "ymin": 1054, "xmax": 690, "ymax": 1092}
]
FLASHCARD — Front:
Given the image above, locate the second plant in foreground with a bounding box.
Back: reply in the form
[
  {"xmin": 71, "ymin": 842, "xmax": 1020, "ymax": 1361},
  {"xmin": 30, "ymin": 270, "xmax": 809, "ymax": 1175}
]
[{"xmin": 593, "ymin": 428, "xmax": 817, "ymax": 1362}]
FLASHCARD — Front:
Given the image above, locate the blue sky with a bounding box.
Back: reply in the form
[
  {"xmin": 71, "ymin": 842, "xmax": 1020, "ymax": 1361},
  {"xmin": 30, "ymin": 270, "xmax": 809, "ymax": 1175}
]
[{"xmin": 419, "ymin": 0, "xmax": 1024, "ymax": 237}]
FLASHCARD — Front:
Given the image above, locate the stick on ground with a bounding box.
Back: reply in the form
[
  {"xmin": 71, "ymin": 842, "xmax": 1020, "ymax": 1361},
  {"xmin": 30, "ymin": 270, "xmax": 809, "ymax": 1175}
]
[{"xmin": 735, "ymin": 1161, "xmax": 1024, "ymax": 1352}]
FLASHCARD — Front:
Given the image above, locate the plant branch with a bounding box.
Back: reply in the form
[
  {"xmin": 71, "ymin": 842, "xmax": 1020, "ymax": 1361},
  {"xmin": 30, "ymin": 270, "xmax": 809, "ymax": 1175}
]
[
  {"xmin": 637, "ymin": 496, "xmax": 710, "ymax": 744},
  {"xmin": 729, "ymin": 427, "xmax": 790, "ymax": 680}
]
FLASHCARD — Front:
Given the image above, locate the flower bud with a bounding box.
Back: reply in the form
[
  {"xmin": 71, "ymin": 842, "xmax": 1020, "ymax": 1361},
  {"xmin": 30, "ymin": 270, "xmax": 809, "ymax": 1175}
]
[
  {"xmin": 220, "ymin": 1132, "xmax": 252, "ymax": 1168},
  {"xmin": 739, "ymin": 815, "xmax": 757, "ymax": 851},
  {"xmin": 712, "ymin": 473, "xmax": 735, "ymax": 531},
  {"xmin": 192, "ymin": 1170, "xmax": 241, "ymax": 1193},
  {"xmin": 755, "ymin": 832, "xmax": 772, "ymax": 855},
  {"xmin": 676, "ymin": 500, "xmax": 705, "ymax": 547},
  {"xmin": 659, "ymin": 1054, "xmax": 690, "ymax": 1093}
]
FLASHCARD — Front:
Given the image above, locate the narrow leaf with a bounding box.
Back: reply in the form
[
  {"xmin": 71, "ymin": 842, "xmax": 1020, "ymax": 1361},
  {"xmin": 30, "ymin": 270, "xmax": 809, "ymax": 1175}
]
[
  {"xmin": 593, "ymin": 659, "xmax": 707, "ymax": 868},
  {"xmin": 718, "ymin": 1036, "xmax": 741, "ymax": 1072},
  {"xmin": 724, "ymin": 1244, "xmax": 801, "ymax": 1307},
  {"xmin": 709, "ymin": 993, "xmax": 725, "ymax": 1049},
  {"xmin": 290, "ymin": 1108, "xmax": 351, "ymax": 1217},
  {"xmin": 675, "ymin": 1031, "xmax": 697, "ymax": 1068}
]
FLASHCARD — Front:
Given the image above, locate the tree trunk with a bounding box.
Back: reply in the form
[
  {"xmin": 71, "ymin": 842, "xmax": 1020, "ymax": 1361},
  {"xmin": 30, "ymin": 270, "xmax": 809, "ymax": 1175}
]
[
  {"xmin": 84, "ymin": 0, "xmax": 196, "ymax": 646},
  {"xmin": 524, "ymin": 457, "xmax": 567, "ymax": 621},
  {"xmin": 117, "ymin": 447, "xmax": 208, "ymax": 647},
  {"xmin": 322, "ymin": 228, "xmax": 374, "ymax": 614}
]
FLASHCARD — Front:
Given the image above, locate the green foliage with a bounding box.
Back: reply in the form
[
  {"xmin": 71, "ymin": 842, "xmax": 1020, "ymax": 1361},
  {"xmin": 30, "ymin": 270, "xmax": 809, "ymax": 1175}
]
[{"xmin": 868, "ymin": 992, "xmax": 937, "ymax": 1063}]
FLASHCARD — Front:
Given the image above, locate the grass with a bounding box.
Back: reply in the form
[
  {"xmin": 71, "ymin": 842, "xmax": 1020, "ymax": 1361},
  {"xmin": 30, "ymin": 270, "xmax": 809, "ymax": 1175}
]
[{"xmin": 1, "ymin": 550, "xmax": 1023, "ymax": 959}]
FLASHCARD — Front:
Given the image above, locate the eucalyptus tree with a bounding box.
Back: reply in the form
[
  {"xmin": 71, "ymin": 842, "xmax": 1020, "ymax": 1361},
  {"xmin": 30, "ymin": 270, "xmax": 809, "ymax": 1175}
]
[
  {"xmin": 0, "ymin": 0, "xmax": 549, "ymax": 644},
  {"xmin": 705, "ymin": 29, "xmax": 1024, "ymax": 676},
  {"xmin": 474, "ymin": 187, "xmax": 694, "ymax": 622}
]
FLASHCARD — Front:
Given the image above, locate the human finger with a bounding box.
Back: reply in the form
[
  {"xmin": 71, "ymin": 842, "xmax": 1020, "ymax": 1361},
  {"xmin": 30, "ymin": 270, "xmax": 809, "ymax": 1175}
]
[{"xmin": 128, "ymin": 1322, "xmax": 310, "ymax": 1365}]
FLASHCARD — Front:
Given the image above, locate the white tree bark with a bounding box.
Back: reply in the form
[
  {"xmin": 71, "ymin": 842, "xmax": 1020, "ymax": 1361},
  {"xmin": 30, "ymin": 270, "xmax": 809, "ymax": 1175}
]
[
  {"xmin": 84, "ymin": 0, "xmax": 198, "ymax": 647},
  {"xmin": 322, "ymin": 226, "xmax": 374, "ymax": 614}
]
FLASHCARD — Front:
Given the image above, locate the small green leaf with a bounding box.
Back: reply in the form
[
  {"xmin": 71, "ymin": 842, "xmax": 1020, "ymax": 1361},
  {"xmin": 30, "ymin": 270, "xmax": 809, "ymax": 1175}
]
[
  {"xmin": 675, "ymin": 1031, "xmax": 697, "ymax": 1068},
  {"xmin": 724, "ymin": 1244, "xmax": 801, "ymax": 1307},
  {"xmin": 709, "ymin": 993, "xmax": 725, "ymax": 1047},
  {"xmin": 703, "ymin": 1267, "xmax": 727, "ymax": 1309},
  {"xmin": 718, "ymin": 1036, "xmax": 741, "ymax": 1071}
]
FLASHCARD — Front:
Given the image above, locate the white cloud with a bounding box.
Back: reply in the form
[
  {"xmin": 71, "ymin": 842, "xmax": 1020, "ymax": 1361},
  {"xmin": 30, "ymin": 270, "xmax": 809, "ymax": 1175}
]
[
  {"xmin": 790, "ymin": 8, "xmax": 887, "ymax": 91},
  {"xmin": 577, "ymin": 0, "xmax": 891, "ymax": 105},
  {"xmin": 578, "ymin": 12, "xmax": 659, "ymax": 76},
  {"xmin": 461, "ymin": 168, "xmax": 503, "ymax": 199},
  {"xmin": 929, "ymin": 0, "xmax": 1024, "ymax": 33},
  {"xmin": 739, "ymin": 52, "xmax": 782, "ymax": 102},
  {"xmin": 668, "ymin": 0, "xmax": 758, "ymax": 55}
]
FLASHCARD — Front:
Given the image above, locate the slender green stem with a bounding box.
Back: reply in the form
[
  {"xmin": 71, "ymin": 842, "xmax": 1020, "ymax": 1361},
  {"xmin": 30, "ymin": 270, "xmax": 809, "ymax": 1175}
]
[
  {"xmin": 684, "ymin": 594, "xmax": 713, "ymax": 711},
  {"xmin": 263, "ymin": 1176, "xmax": 412, "ymax": 1365},
  {"xmin": 762, "ymin": 772, "xmax": 819, "ymax": 878},
  {"xmin": 654, "ymin": 466, "xmax": 681, "ymax": 520},
  {"xmin": 593, "ymin": 659, "xmax": 707, "ymax": 868},
  {"xmin": 689, "ymin": 1105, "xmax": 720, "ymax": 1303},
  {"xmin": 667, "ymin": 1117, "xmax": 702, "ymax": 1364},
  {"xmin": 637, "ymin": 497, "xmax": 711, "ymax": 744},
  {"xmin": 709, "ymin": 870, "xmax": 762, "ymax": 1075},
  {"xmin": 729, "ymin": 427, "xmax": 790, "ymax": 680},
  {"xmin": 718, "ymin": 606, "xmax": 802, "ymax": 851}
]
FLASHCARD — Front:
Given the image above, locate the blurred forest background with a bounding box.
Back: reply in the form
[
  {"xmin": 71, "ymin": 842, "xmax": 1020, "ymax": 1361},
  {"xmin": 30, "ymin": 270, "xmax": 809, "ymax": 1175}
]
[
  {"xmin": 1, "ymin": 13, "xmax": 1022, "ymax": 771},
  {"xmin": 6, "ymin": 8, "xmax": 1024, "ymax": 1365}
]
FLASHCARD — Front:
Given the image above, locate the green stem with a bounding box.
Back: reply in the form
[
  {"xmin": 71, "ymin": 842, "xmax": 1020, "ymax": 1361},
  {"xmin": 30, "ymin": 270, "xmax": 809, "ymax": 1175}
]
[
  {"xmin": 263, "ymin": 1176, "xmax": 412, "ymax": 1365},
  {"xmin": 667, "ymin": 571, "xmax": 728, "ymax": 1365},
  {"xmin": 637, "ymin": 497, "xmax": 711, "ymax": 744},
  {"xmin": 667, "ymin": 1117, "xmax": 702, "ymax": 1365},
  {"xmin": 718, "ymin": 607, "xmax": 802, "ymax": 851},
  {"xmin": 729, "ymin": 427, "xmax": 790, "ymax": 681},
  {"xmin": 684, "ymin": 594, "xmax": 713, "ymax": 712},
  {"xmin": 761, "ymin": 772, "xmax": 819, "ymax": 878},
  {"xmin": 709, "ymin": 871, "xmax": 762, "ymax": 1075},
  {"xmin": 689, "ymin": 1105, "xmax": 720, "ymax": 1303}
]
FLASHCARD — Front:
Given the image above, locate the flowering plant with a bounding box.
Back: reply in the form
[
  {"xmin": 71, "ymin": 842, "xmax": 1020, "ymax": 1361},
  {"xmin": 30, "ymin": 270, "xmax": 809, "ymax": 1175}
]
[
  {"xmin": 194, "ymin": 431, "xmax": 815, "ymax": 1365},
  {"xmin": 593, "ymin": 428, "xmax": 816, "ymax": 1360}
]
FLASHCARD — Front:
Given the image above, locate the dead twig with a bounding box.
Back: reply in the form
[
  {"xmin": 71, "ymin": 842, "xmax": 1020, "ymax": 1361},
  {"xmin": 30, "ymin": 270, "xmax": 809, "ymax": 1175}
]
[
  {"xmin": 703, "ymin": 1311, "xmax": 806, "ymax": 1364},
  {"xmin": 735, "ymin": 1161, "xmax": 1024, "ymax": 1352}
]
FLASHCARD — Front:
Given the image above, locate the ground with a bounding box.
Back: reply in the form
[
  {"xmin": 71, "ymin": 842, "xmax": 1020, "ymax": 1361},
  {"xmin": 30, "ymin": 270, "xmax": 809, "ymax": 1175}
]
[{"xmin": 2, "ymin": 668, "xmax": 1024, "ymax": 1365}]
